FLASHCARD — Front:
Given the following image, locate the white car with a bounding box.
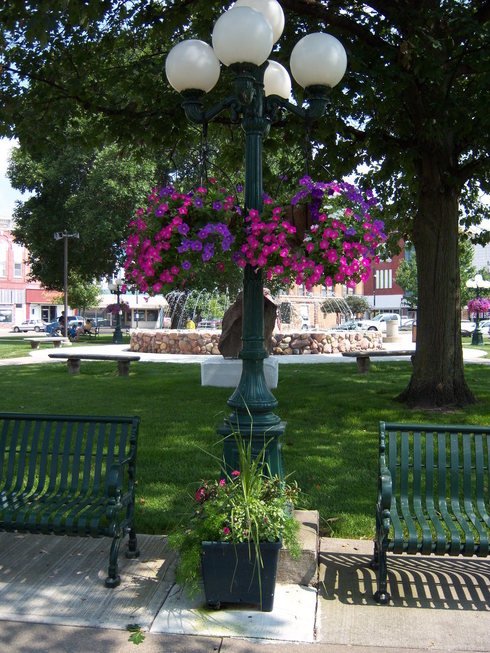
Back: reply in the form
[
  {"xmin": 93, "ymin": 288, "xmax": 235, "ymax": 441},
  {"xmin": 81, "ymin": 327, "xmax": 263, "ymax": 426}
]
[
  {"xmin": 13, "ymin": 319, "xmax": 46, "ymax": 333},
  {"xmin": 358, "ymin": 314, "xmax": 401, "ymax": 332}
]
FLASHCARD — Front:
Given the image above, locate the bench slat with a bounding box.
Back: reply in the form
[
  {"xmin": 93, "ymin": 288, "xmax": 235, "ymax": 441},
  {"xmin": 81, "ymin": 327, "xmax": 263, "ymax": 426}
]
[
  {"xmin": 424, "ymin": 433, "xmax": 447, "ymax": 554},
  {"xmin": 475, "ymin": 436, "xmax": 490, "ymax": 531},
  {"xmin": 412, "ymin": 431, "xmax": 434, "ymax": 555}
]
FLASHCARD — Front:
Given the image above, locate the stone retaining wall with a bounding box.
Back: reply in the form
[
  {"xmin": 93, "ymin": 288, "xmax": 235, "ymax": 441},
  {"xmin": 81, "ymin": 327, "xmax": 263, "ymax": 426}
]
[{"xmin": 130, "ymin": 329, "xmax": 383, "ymax": 355}]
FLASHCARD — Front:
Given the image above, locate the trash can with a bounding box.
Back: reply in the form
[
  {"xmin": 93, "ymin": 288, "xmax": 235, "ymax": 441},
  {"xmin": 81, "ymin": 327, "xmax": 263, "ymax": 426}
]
[
  {"xmin": 386, "ymin": 320, "xmax": 399, "ymax": 340},
  {"xmin": 412, "ymin": 322, "xmax": 417, "ymax": 343}
]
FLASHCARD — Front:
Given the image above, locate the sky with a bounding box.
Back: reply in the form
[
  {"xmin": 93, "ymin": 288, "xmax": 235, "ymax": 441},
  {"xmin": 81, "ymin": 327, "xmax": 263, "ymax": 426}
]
[{"xmin": 0, "ymin": 138, "xmax": 27, "ymax": 220}]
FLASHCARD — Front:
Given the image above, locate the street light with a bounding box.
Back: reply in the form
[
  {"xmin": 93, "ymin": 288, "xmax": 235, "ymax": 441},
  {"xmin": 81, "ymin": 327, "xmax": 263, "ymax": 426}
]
[
  {"xmin": 466, "ymin": 274, "xmax": 490, "ymax": 345},
  {"xmin": 108, "ymin": 277, "xmax": 125, "ymax": 344},
  {"xmin": 165, "ymin": 0, "xmax": 346, "ymax": 476},
  {"xmin": 54, "ymin": 230, "xmax": 79, "ymax": 338}
]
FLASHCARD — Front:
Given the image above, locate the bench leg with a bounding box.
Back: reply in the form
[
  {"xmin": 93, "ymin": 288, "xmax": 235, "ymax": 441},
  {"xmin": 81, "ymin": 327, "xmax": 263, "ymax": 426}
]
[
  {"xmin": 117, "ymin": 360, "xmax": 131, "ymax": 376},
  {"xmin": 30, "ymin": 341, "xmax": 40, "ymax": 349},
  {"xmin": 53, "ymin": 341, "xmax": 62, "ymax": 348},
  {"xmin": 125, "ymin": 527, "xmax": 140, "ymax": 559},
  {"xmin": 372, "ymin": 540, "xmax": 391, "ymax": 604},
  {"xmin": 66, "ymin": 358, "xmax": 81, "ymax": 375},
  {"xmin": 105, "ymin": 535, "xmax": 122, "ymax": 588},
  {"xmin": 356, "ymin": 356, "xmax": 370, "ymax": 373}
]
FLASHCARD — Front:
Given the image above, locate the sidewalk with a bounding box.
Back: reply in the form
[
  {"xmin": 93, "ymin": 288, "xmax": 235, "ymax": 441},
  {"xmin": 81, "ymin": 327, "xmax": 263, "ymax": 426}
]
[
  {"xmin": 0, "ymin": 531, "xmax": 488, "ymax": 653},
  {"xmin": 1, "ymin": 331, "xmax": 489, "ymax": 366}
]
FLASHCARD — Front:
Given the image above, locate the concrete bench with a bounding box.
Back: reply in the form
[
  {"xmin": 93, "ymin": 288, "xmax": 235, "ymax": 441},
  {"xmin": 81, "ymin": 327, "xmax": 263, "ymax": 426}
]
[
  {"xmin": 48, "ymin": 352, "xmax": 140, "ymax": 376},
  {"xmin": 24, "ymin": 337, "xmax": 69, "ymax": 349},
  {"xmin": 342, "ymin": 350, "xmax": 415, "ymax": 373}
]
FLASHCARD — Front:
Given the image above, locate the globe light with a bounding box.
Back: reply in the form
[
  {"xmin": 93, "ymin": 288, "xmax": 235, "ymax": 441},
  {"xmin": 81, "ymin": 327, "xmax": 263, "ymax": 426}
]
[
  {"xmin": 165, "ymin": 40, "xmax": 221, "ymax": 93},
  {"xmin": 212, "ymin": 6, "xmax": 273, "ymax": 66},
  {"xmin": 232, "ymin": 0, "xmax": 285, "ymax": 43},
  {"xmin": 290, "ymin": 32, "xmax": 347, "ymax": 89},
  {"xmin": 264, "ymin": 60, "xmax": 291, "ymax": 98}
]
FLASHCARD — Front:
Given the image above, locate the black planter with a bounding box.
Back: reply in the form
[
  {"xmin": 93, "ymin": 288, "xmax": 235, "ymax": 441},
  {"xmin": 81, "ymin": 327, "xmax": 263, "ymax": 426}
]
[{"xmin": 201, "ymin": 540, "xmax": 281, "ymax": 612}]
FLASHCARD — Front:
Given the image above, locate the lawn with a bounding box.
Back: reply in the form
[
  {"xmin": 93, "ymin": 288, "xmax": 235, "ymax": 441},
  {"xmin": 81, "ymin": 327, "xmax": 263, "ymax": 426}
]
[
  {"xmin": 0, "ymin": 356, "xmax": 488, "ymax": 539},
  {"xmin": 0, "ymin": 333, "xmax": 130, "ymax": 358}
]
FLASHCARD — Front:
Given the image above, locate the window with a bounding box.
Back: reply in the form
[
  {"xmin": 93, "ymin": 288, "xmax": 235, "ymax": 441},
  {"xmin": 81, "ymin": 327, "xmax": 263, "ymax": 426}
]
[
  {"xmin": 375, "ymin": 269, "xmax": 393, "ymax": 290},
  {"xmin": 13, "ymin": 244, "xmax": 23, "ymax": 278},
  {"xmin": 0, "ymin": 241, "xmax": 7, "ymax": 277}
]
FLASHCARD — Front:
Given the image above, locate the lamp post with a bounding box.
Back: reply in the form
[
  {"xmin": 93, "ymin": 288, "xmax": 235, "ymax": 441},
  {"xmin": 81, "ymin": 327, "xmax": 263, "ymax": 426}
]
[
  {"xmin": 466, "ymin": 274, "xmax": 490, "ymax": 346},
  {"xmin": 165, "ymin": 0, "xmax": 346, "ymax": 476},
  {"xmin": 108, "ymin": 277, "xmax": 124, "ymax": 344},
  {"xmin": 54, "ymin": 230, "xmax": 79, "ymax": 338}
]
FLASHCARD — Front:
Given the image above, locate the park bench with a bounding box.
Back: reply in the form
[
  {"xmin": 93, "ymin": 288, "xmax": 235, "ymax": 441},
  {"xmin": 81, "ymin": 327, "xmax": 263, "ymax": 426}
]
[
  {"xmin": 342, "ymin": 349, "xmax": 415, "ymax": 373},
  {"xmin": 0, "ymin": 413, "xmax": 140, "ymax": 587},
  {"xmin": 23, "ymin": 337, "xmax": 69, "ymax": 349},
  {"xmin": 371, "ymin": 421, "xmax": 490, "ymax": 604},
  {"xmin": 48, "ymin": 352, "xmax": 140, "ymax": 376}
]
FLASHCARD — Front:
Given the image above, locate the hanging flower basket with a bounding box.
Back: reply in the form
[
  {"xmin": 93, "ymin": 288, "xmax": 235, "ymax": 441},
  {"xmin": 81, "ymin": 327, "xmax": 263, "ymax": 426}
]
[
  {"xmin": 106, "ymin": 301, "xmax": 131, "ymax": 315},
  {"xmin": 123, "ymin": 176, "xmax": 386, "ymax": 294},
  {"xmin": 467, "ymin": 297, "xmax": 490, "ymax": 316}
]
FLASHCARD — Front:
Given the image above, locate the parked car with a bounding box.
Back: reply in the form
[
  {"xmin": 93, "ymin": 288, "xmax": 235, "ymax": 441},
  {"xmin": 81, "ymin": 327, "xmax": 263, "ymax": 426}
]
[
  {"xmin": 68, "ymin": 317, "xmax": 85, "ymax": 328},
  {"xmin": 197, "ymin": 319, "xmax": 222, "ymax": 329},
  {"xmin": 355, "ymin": 314, "xmax": 400, "ymax": 332},
  {"xmin": 331, "ymin": 320, "xmax": 369, "ymax": 331},
  {"xmin": 45, "ymin": 321, "xmax": 62, "ymax": 336},
  {"xmin": 12, "ymin": 319, "xmax": 46, "ymax": 333},
  {"xmin": 400, "ymin": 318, "xmax": 417, "ymax": 331},
  {"xmin": 461, "ymin": 321, "xmax": 476, "ymax": 336}
]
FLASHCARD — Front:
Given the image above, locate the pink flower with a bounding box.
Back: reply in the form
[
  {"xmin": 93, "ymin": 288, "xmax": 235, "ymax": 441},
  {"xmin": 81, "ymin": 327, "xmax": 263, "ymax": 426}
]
[
  {"xmin": 219, "ymin": 479, "xmax": 226, "ymax": 486},
  {"xmin": 223, "ymin": 527, "xmax": 230, "ymax": 535},
  {"xmin": 231, "ymin": 470, "xmax": 240, "ymax": 477}
]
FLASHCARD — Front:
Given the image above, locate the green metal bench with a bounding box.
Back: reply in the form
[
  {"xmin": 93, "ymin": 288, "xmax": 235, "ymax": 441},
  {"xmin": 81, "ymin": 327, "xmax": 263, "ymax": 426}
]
[
  {"xmin": 372, "ymin": 421, "xmax": 490, "ymax": 604},
  {"xmin": 0, "ymin": 413, "xmax": 140, "ymax": 588}
]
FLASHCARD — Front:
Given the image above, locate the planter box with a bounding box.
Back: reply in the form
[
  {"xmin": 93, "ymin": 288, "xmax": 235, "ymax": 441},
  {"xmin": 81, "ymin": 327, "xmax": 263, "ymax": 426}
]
[{"xmin": 201, "ymin": 540, "xmax": 281, "ymax": 612}]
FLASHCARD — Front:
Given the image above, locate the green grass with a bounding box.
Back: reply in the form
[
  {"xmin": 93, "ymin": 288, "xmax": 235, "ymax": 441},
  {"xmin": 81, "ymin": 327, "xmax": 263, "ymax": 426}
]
[
  {"xmin": 0, "ymin": 333, "xmax": 130, "ymax": 358},
  {"xmin": 0, "ymin": 359, "xmax": 488, "ymax": 539}
]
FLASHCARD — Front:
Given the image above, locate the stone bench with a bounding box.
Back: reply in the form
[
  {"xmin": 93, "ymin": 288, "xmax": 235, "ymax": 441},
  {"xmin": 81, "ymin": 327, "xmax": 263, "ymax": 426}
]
[
  {"xmin": 24, "ymin": 337, "xmax": 69, "ymax": 349},
  {"xmin": 342, "ymin": 349, "xmax": 415, "ymax": 373},
  {"xmin": 48, "ymin": 352, "xmax": 140, "ymax": 376}
]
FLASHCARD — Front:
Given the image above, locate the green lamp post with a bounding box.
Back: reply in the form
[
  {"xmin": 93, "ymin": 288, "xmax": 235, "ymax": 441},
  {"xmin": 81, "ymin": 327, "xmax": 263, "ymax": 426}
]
[
  {"xmin": 466, "ymin": 274, "xmax": 490, "ymax": 346},
  {"xmin": 108, "ymin": 277, "xmax": 124, "ymax": 344},
  {"xmin": 165, "ymin": 0, "xmax": 347, "ymax": 476}
]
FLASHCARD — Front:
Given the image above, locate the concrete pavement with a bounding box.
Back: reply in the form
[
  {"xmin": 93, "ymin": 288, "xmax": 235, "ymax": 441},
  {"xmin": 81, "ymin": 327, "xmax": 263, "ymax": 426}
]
[{"xmin": 0, "ymin": 531, "xmax": 488, "ymax": 652}]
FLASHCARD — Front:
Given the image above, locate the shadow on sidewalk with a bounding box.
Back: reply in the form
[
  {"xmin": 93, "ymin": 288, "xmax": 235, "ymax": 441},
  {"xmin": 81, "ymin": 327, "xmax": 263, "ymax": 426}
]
[{"xmin": 319, "ymin": 551, "xmax": 490, "ymax": 611}]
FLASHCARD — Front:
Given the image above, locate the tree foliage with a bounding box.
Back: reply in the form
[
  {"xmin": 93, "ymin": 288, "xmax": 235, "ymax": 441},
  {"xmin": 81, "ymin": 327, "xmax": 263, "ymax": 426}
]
[
  {"xmin": 9, "ymin": 130, "xmax": 159, "ymax": 288},
  {"xmin": 2, "ymin": 1, "xmax": 489, "ymax": 406}
]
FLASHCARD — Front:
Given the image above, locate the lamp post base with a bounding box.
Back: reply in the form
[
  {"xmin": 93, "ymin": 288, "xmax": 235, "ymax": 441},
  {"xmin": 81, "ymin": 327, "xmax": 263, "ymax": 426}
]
[
  {"xmin": 217, "ymin": 419, "xmax": 286, "ymax": 479},
  {"xmin": 471, "ymin": 328, "xmax": 483, "ymax": 346},
  {"xmin": 113, "ymin": 327, "xmax": 123, "ymax": 344}
]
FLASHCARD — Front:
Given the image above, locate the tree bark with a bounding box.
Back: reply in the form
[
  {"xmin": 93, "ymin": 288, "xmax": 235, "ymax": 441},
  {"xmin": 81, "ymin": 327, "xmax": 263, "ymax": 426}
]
[{"xmin": 397, "ymin": 155, "xmax": 475, "ymax": 408}]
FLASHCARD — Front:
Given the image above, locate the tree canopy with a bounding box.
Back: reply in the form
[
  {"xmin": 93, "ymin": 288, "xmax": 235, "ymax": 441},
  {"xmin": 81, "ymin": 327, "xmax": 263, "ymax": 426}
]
[{"xmin": 2, "ymin": 0, "xmax": 489, "ymax": 406}]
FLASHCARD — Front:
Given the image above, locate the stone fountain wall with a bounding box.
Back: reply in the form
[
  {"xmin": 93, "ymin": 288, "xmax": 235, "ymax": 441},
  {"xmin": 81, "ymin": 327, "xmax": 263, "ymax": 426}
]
[{"xmin": 130, "ymin": 329, "xmax": 383, "ymax": 355}]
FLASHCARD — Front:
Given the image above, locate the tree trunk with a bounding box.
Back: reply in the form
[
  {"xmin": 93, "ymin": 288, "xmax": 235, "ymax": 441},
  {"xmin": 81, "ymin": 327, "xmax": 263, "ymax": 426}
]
[{"xmin": 397, "ymin": 157, "xmax": 475, "ymax": 408}]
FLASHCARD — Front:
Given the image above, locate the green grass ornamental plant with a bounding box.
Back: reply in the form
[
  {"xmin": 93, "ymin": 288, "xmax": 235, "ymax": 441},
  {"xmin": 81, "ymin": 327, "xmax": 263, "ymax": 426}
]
[{"xmin": 170, "ymin": 430, "xmax": 301, "ymax": 599}]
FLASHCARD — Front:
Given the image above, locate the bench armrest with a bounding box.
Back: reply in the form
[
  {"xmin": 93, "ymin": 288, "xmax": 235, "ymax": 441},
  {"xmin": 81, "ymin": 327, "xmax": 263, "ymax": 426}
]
[
  {"xmin": 377, "ymin": 462, "xmax": 392, "ymax": 535},
  {"xmin": 107, "ymin": 457, "xmax": 134, "ymax": 499}
]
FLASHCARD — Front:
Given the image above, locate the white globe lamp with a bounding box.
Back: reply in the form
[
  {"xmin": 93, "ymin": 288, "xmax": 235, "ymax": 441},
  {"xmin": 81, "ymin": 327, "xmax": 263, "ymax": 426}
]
[
  {"xmin": 165, "ymin": 40, "xmax": 221, "ymax": 93},
  {"xmin": 212, "ymin": 7, "xmax": 273, "ymax": 66},
  {"xmin": 290, "ymin": 32, "xmax": 347, "ymax": 89},
  {"xmin": 264, "ymin": 60, "xmax": 291, "ymax": 98},
  {"xmin": 232, "ymin": 0, "xmax": 285, "ymax": 43}
]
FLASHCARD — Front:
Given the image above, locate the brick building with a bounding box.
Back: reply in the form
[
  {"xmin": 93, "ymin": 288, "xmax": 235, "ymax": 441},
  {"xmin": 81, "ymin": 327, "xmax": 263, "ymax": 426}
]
[{"xmin": 0, "ymin": 217, "xmax": 61, "ymax": 329}]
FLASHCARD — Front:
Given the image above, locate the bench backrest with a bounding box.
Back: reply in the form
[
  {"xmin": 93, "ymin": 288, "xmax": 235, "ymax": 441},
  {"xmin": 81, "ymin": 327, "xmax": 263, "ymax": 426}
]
[
  {"xmin": 380, "ymin": 422, "xmax": 490, "ymax": 553},
  {"xmin": 0, "ymin": 413, "xmax": 139, "ymax": 498}
]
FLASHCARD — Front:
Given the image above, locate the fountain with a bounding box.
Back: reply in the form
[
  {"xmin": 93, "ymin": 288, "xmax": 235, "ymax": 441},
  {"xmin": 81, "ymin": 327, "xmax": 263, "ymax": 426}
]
[{"xmin": 163, "ymin": 289, "xmax": 231, "ymax": 329}]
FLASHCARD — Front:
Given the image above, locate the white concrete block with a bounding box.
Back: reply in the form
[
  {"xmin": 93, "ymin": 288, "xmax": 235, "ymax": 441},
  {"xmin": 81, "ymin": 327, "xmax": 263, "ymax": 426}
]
[{"xmin": 201, "ymin": 357, "xmax": 279, "ymax": 388}]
